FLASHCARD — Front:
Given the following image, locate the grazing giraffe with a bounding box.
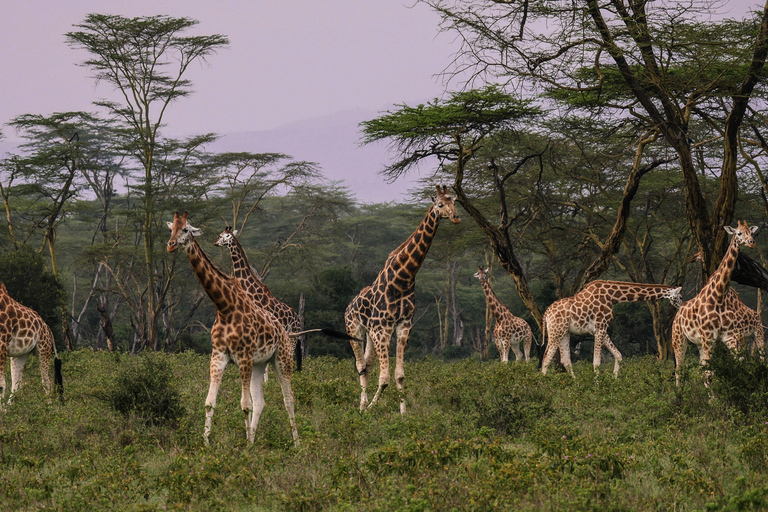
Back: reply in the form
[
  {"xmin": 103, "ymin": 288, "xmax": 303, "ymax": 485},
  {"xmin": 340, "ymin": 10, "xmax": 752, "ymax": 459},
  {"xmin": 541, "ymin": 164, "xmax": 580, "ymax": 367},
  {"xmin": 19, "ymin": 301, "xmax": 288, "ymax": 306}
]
[
  {"xmin": 541, "ymin": 280, "xmax": 683, "ymax": 377},
  {"xmin": 671, "ymin": 221, "xmax": 759, "ymax": 385},
  {"xmin": 718, "ymin": 288, "xmax": 765, "ymax": 353},
  {"xmin": 345, "ymin": 185, "xmax": 461, "ymax": 413},
  {"xmin": 0, "ymin": 282, "xmax": 61, "ymax": 402},
  {"xmin": 473, "ymin": 267, "xmax": 533, "ymax": 362},
  {"xmin": 167, "ymin": 212, "xmax": 298, "ymax": 445},
  {"xmin": 214, "ymin": 227, "xmax": 301, "ymax": 374}
]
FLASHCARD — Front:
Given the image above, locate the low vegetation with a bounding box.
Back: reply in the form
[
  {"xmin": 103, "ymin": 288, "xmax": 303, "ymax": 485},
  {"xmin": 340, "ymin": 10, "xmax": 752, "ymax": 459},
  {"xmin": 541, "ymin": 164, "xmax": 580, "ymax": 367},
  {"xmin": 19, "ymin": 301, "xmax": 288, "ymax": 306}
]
[{"xmin": 1, "ymin": 349, "xmax": 767, "ymax": 511}]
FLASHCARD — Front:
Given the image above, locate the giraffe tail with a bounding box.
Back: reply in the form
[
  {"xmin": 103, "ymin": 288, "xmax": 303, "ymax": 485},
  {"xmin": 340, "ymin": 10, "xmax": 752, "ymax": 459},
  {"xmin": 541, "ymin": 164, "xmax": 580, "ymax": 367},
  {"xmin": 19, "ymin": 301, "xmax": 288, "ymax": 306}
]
[
  {"xmin": 50, "ymin": 328, "xmax": 63, "ymax": 400},
  {"xmin": 290, "ymin": 327, "xmax": 364, "ymax": 343},
  {"xmin": 295, "ymin": 336, "xmax": 303, "ymax": 372}
]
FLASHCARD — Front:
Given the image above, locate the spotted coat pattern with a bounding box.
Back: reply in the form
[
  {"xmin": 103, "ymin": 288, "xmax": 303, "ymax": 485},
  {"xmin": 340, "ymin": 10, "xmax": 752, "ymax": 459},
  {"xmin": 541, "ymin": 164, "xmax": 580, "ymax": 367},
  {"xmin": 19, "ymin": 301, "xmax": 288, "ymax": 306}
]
[
  {"xmin": 0, "ymin": 283, "xmax": 56, "ymax": 399},
  {"xmin": 167, "ymin": 212, "xmax": 298, "ymax": 445},
  {"xmin": 344, "ymin": 185, "xmax": 461, "ymax": 414},
  {"xmin": 541, "ymin": 280, "xmax": 683, "ymax": 377},
  {"xmin": 473, "ymin": 267, "xmax": 533, "ymax": 362},
  {"xmin": 671, "ymin": 221, "xmax": 759, "ymax": 385}
]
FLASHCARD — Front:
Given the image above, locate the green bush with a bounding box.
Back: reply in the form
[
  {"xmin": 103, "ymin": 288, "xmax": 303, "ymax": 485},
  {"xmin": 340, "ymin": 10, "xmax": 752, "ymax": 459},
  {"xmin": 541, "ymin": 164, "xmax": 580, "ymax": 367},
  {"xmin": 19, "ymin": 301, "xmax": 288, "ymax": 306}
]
[
  {"xmin": 705, "ymin": 341, "xmax": 768, "ymax": 418},
  {"xmin": 95, "ymin": 353, "xmax": 184, "ymax": 426}
]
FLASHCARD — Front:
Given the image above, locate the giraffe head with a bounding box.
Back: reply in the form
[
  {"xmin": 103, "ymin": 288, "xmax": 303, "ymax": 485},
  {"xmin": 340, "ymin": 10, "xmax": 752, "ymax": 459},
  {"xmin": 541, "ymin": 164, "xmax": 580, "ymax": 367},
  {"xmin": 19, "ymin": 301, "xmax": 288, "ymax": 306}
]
[
  {"xmin": 166, "ymin": 211, "xmax": 203, "ymax": 252},
  {"xmin": 665, "ymin": 287, "xmax": 684, "ymax": 308},
  {"xmin": 431, "ymin": 185, "xmax": 461, "ymax": 224},
  {"xmin": 723, "ymin": 220, "xmax": 758, "ymax": 249},
  {"xmin": 473, "ymin": 267, "xmax": 489, "ymax": 282},
  {"xmin": 213, "ymin": 226, "xmax": 240, "ymax": 248}
]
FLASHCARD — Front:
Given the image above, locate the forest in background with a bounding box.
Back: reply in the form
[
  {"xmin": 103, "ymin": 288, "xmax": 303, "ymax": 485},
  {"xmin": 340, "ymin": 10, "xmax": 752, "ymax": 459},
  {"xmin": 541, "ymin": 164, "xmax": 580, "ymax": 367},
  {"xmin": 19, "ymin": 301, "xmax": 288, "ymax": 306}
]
[{"xmin": 2, "ymin": 2, "xmax": 768, "ymax": 366}]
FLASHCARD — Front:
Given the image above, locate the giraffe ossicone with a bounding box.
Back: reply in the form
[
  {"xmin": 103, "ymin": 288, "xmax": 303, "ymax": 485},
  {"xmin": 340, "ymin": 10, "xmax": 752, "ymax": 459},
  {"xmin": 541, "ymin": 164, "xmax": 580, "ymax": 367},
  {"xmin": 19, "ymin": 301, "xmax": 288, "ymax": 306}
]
[
  {"xmin": 671, "ymin": 220, "xmax": 760, "ymax": 386},
  {"xmin": 345, "ymin": 185, "xmax": 460, "ymax": 414},
  {"xmin": 473, "ymin": 266, "xmax": 533, "ymax": 362},
  {"xmin": 541, "ymin": 280, "xmax": 683, "ymax": 377},
  {"xmin": 167, "ymin": 211, "xmax": 299, "ymax": 446}
]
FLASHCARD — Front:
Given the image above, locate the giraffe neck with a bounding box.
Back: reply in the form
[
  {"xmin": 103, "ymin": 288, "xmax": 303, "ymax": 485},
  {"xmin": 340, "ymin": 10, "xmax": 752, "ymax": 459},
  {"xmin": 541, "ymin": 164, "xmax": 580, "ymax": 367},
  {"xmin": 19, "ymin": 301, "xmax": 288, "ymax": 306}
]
[
  {"xmin": 227, "ymin": 237, "xmax": 270, "ymax": 294},
  {"xmin": 481, "ymin": 280, "xmax": 507, "ymax": 322},
  {"xmin": 584, "ymin": 280, "xmax": 676, "ymax": 304},
  {"xmin": 185, "ymin": 238, "xmax": 238, "ymax": 311},
  {"xmin": 384, "ymin": 206, "xmax": 441, "ymax": 280},
  {"xmin": 702, "ymin": 236, "xmax": 741, "ymax": 304}
]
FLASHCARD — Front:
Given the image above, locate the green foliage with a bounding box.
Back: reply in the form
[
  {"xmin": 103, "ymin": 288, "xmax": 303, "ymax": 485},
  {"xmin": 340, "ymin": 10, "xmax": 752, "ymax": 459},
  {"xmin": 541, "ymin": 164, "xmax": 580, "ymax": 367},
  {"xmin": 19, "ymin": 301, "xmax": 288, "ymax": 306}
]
[
  {"xmin": 0, "ymin": 351, "xmax": 767, "ymax": 510},
  {"xmin": 0, "ymin": 246, "xmax": 65, "ymax": 343},
  {"xmin": 706, "ymin": 341, "xmax": 768, "ymax": 418},
  {"xmin": 93, "ymin": 353, "xmax": 184, "ymax": 427}
]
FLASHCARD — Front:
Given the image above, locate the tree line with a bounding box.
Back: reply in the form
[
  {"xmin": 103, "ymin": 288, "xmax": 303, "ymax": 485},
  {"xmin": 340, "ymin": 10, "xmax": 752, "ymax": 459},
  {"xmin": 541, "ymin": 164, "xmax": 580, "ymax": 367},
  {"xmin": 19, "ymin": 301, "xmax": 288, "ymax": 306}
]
[{"xmin": 2, "ymin": 3, "xmax": 768, "ymax": 363}]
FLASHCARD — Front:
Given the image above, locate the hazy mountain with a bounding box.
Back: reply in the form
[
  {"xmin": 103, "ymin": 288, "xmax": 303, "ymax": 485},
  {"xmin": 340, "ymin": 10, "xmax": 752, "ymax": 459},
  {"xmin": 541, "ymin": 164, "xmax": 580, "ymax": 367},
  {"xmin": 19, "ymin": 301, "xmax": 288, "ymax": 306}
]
[{"xmin": 209, "ymin": 109, "xmax": 428, "ymax": 204}]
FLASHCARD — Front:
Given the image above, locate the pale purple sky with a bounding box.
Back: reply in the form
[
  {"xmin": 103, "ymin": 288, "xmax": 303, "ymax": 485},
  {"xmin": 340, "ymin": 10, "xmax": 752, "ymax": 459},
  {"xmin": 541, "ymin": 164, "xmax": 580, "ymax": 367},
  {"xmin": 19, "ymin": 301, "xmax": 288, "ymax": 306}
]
[
  {"xmin": 0, "ymin": 1, "xmax": 457, "ymax": 135},
  {"xmin": 1, "ymin": 1, "xmax": 762, "ymax": 202}
]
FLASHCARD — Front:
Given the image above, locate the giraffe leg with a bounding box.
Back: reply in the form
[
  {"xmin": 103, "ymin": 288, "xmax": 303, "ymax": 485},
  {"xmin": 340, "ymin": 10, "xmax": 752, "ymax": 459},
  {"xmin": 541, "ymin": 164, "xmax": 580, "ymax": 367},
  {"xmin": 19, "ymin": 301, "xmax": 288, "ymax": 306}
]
[
  {"xmin": 699, "ymin": 340, "xmax": 714, "ymax": 387},
  {"xmin": 601, "ymin": 334, "xmax": 623, "ymax": 377},
  {"xmin": 367, "ymin": 326, "xmax": 394, "ymax": 410},
  {"xmin": 359, "ymin": 333, "xmax": 377, "ymax": 410},
  {"xmin": 394, "ymin": 320, "xmax": 412, "ymax": 415},
  {"xmin": 559, "ymin": 333, "xmax": 575, "ymax": 377},
  {"xmin": 9, "ymin": 353, "xmax": 30, "ymax": 397},
  {"xmin": 510, "ymin": 336, "xmax": 523, "ymax": 362},
  {"xmin": 523, "ymin": 331, "xmax": 532, "ymax": 361},
  {"xmin": 496, "ymin": 337, "xmax": 505, "ymax": 362},
  {"xmin": 671, "ymin": 319, "xmax": 687, "ymax": 387},
  {"xmin": 273, "ymin": 349, "xmax": 299, "ymax": 446},
  {"xmin": 238, "ymin": 357, "xmax": 256, "ymax": 442},
  {"xmin": 204, "ymin": 349, "xmax": 229, "ymax": 445},
  {"xmin": 246, "ymin": 363, "xmax": 267, "ymax": 444},
  {"xmin": 541, "ymin": 327, "xmax": 563, "ymax": 375}
]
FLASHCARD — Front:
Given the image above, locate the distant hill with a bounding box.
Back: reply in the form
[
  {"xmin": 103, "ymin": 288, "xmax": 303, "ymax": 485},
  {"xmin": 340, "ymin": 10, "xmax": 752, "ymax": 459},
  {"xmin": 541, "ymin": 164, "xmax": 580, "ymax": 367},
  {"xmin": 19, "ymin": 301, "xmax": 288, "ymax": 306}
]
[{"xmin": 208, "ymin": 109, "xmax": 428, "ymax": 204}]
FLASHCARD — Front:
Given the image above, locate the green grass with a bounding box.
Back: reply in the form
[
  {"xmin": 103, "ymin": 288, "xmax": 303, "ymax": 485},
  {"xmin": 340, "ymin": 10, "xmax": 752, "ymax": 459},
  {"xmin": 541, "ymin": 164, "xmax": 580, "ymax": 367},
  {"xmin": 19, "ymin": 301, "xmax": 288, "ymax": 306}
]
[{"xmin": 1, "ymin": 350, "xmax": 767, "ymax": 511}]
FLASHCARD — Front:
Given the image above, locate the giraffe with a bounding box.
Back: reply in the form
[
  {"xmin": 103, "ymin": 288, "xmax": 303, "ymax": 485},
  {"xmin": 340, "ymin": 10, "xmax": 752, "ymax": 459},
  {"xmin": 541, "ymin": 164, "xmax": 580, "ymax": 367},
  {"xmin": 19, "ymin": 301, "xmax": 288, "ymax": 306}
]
[
  {"xmin": 671, "ymin": 221, "xmax": 759, "ymax": 385},
  {"xmin": 0, "ymin": 282, "xmax": 61, "ymax": 402},
  {"xmin": 167, "ymin": 212, "xmax": 298, "ymax": 445},
  {"xmin": 214, "ymin": 227, "xmax": 301, "ymax": 373},
  {"xmin": 345, "ymin": 185, "xmax": 461, "ymax": 414},
  {"xmin": 717, "ymin": 288, "xmax": 765, "ymax": 353},
  {"xmin": 473, "ymin": 267, "xmax": 533, "ymax": 362},
  {"xmin": 541, "ymin": 280, "xmax": 683, "ymax": 377}
]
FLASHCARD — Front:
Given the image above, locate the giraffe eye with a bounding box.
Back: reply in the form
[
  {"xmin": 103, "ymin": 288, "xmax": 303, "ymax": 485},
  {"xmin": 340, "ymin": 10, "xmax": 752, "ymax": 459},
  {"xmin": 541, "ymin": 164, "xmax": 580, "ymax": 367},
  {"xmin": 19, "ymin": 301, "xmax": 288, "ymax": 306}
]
[{"xmin": 438, "ymin": 203, "xmax": 444, "ymax": 208}]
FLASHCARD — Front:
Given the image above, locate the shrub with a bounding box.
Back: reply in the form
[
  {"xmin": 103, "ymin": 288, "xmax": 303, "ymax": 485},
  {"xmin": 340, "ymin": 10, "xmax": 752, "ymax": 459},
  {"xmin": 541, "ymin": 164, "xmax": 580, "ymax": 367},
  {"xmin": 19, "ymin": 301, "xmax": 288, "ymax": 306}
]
[
  {"xmin": 95, "ymin": 353, "xmax": 184, "ymax": 426},
  {"xmin": 705, "ymin": 341, "xmax": 768, "ymax": 418}
]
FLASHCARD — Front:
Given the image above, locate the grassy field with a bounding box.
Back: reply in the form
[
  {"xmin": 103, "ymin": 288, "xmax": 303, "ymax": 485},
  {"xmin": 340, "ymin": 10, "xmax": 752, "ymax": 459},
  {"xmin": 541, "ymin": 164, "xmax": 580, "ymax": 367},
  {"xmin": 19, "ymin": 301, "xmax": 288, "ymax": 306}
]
[{"xmin": 0, "ymin": 349, "xmax": 767, "ymax": 511}]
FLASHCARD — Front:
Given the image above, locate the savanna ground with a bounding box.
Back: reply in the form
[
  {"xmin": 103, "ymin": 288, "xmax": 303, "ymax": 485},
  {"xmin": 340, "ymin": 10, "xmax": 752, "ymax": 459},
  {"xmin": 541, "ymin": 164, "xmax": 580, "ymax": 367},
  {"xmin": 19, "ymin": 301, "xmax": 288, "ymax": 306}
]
[{"xmin": 0, "ymin": 347, "xmax": 767, "ymax": 512}]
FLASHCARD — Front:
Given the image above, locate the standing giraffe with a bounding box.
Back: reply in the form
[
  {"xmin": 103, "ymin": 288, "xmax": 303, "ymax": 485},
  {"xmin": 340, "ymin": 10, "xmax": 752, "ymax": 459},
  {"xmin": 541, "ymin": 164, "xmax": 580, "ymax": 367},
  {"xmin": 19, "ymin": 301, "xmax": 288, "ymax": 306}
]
[
  {"xmin": 541, "ymin": 280, "xmax": 683, "ymax": 377},
  {"xmin": 0, "ymin": 282, "xmax": 61, "ymax": 402},
  {"xmin": 473, "ymin": 267, "xmax": 533, "ymax": 362},
  {"xmin": 671, "ymin": 221, "xmax": 759, "ymax": 385},
  {"xmin": 345, "ymin": 185, "xmax": 461, "ymax": 413},
  {"xmin": 717, "ymin": 288, "xmax": 765, "ymax": 353},
  {"xmin": 214, "ymin": 227, "xmax": 301, "ymax": 372},
  {"xmin": 167, "ymin": 212, "xmax": 298, "ymax": 445}
]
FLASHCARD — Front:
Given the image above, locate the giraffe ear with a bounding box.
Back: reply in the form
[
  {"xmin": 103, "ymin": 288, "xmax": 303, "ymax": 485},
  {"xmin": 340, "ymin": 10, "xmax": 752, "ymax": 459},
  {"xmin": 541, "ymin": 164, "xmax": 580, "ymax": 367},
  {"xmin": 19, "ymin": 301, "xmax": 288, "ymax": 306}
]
[
  {"xmin": 233, "ymin": 230, "xmax": 239, "ymax": 237},
  {"xmin": 187, "ymin": 224, "xmax": 203, "ymax": 236},
  {"xmin": 750, "ymin": 225, "xmax": 759, "ymax": 235},
  {"xmin": 166, "ymin": 221, "xmax": 174, "ymax": 230},
  {"xmin": 724, "ymin": 226, "xmax": 735, "ymax": 235}
]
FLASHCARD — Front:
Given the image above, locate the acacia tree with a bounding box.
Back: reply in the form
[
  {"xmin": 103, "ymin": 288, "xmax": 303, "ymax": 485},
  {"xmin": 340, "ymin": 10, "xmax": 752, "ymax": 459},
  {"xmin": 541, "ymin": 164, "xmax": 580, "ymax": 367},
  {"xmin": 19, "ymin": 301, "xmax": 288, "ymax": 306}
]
[
  {"xmin": 422, "ymin": 0, "xmax": 768, "ymax": 276},
  {"xmin": 361, "ymin": 86, "xmax": 550, "ymax": 324},
  {"xmin": 66, "ymin": 14, "xmax": 228, "ymax": 349}
]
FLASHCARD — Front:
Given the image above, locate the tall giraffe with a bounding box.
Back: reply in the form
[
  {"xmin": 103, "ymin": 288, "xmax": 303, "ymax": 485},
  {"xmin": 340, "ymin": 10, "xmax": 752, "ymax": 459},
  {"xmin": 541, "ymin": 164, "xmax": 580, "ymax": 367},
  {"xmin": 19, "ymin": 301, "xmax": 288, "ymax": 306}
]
[
  {"xmin": 0, "ymin": 282, "xmax": 61, "ymax": 402},
  {"xmin": 671, "ymin": 221, "xmax": 759, "ymax": 385},
  {"xmin": 214, "ymin": 227, "xmax": 301, "ymax": 370},
  {"xmin": 345, "ymin": 185, "xmax": 461, "ymax": 413},
  {"xmin": 541, "ymin": 280, "xmax": 683, "ymax": 377},
  {"xmin": 473, "ymin": 267, "xmax": 533, "ymax": 362},
  {"xmin": 167, "ymin": 212, "xmax": 298, "ymax": 445}
]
